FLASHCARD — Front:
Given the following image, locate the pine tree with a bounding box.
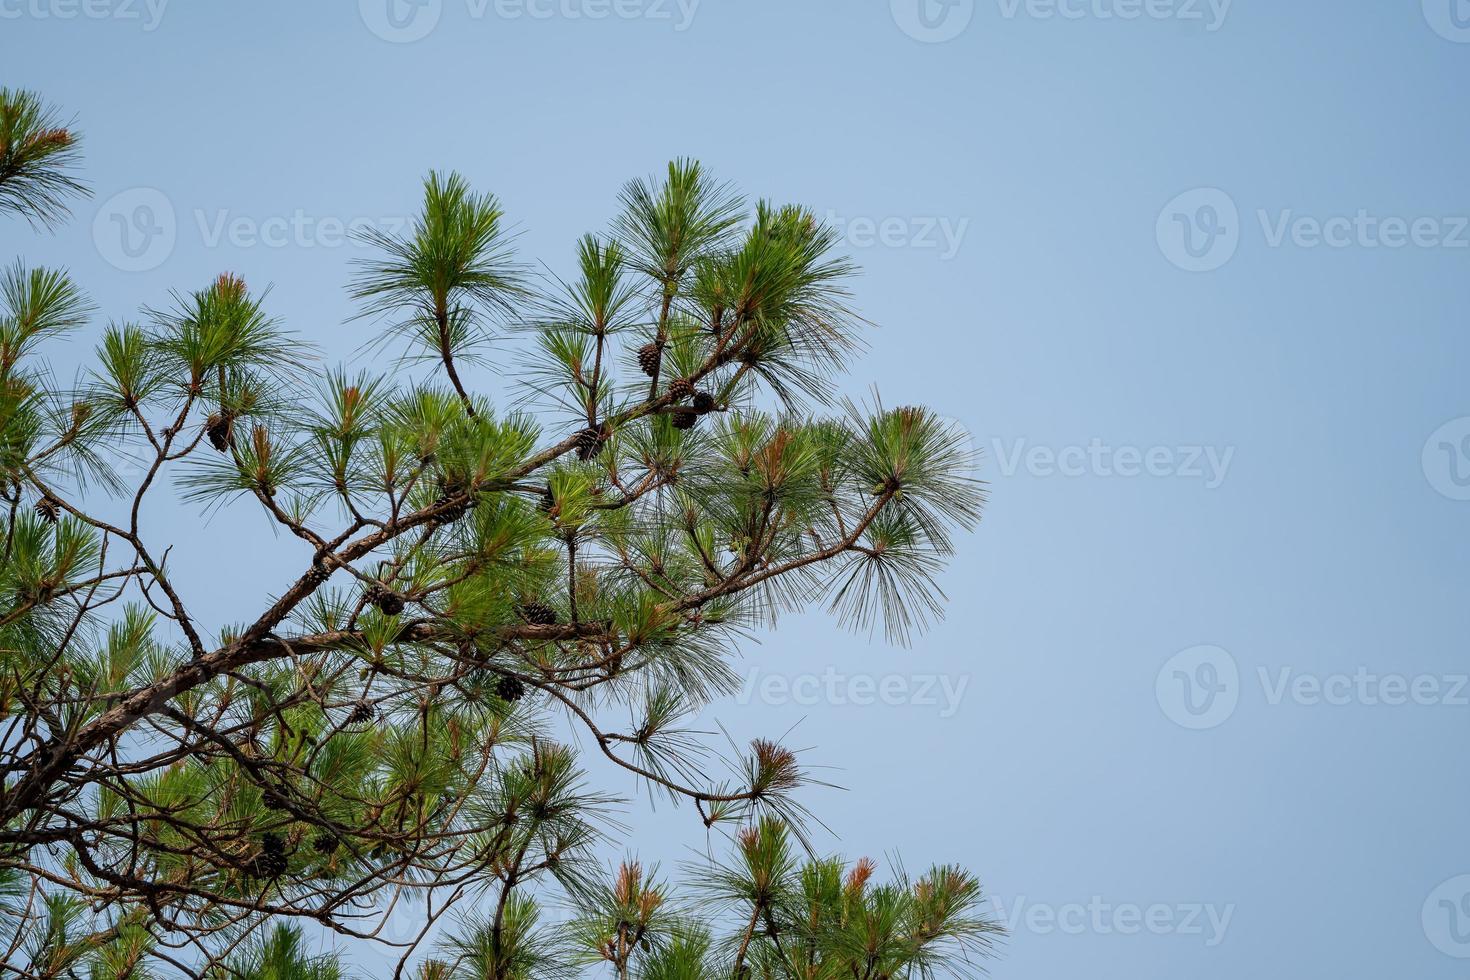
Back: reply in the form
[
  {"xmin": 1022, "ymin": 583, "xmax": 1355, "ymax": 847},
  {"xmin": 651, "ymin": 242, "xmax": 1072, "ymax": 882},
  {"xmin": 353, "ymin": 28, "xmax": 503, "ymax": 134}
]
[{"xmin": 0, "ymin": 104, "xmax": 994, "ymax": 978}]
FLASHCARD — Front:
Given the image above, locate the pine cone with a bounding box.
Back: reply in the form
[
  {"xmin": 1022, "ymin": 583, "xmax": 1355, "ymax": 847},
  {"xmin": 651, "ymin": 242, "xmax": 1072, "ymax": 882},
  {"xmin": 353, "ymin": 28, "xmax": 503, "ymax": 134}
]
[
  {"xmin": 367, "ymin": 586, "xmax": 405, "ymax": 616},
  {"xmin": 494, "ymin": 673, "xmax": 526, "ymax": 703},
  {"xmin": 574, "ymin": 426, "xmax": 606, "ymax": 461},
  {"xmin": 692, "ymin": 391, "xmax": 716, "ymax": 413},
  {"xmin": 434, "ymin": 482, "xmax": 472, "ymax": 523},
  {"xmin": 311, "ymin": 834, "xmax": 340, "ymax": 855},
  {"xmin": 246, "ymin": 833, "xmax": 289, "ymax": 878},
  {"xmin": 249, "ymin": 850, "xmax": 288, "ymax": 879},
  {"xmin": 671, "ymin": 410, "xmax": 699, "ymax": 431},
  {"xmin": 637, "ymin": 342, "xmax": 662, "ymax": 377},
  {"xmin": 516, "ymin": 601, "xmax": 558, "ymax": 626},
  {"xmin": 34, "ymin": 496, "xmax": 59, "ymax": 524},
  {"xmin": 205, "ymin": 413, "xmax": 232, "ymax": 452},
  {"xmin": 347, "ymin": 700, "xmax": 374, "ymax": 725},
  {"xmin": 667, "ymin": 378, "xmax": 693, "ymax": 402}
]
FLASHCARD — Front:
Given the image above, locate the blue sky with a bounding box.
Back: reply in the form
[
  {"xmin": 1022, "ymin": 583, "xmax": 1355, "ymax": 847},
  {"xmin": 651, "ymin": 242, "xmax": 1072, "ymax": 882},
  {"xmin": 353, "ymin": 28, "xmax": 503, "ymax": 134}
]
[{"xmin": 3, "ymin": 1, "xmax": 1469, "ymax": 976}]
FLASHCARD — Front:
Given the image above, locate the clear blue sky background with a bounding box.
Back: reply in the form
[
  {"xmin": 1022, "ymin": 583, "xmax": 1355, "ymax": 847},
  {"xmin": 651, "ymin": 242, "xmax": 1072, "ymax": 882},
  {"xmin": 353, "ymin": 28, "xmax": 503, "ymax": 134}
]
[{"xmin": 4, "ymin": 2, "xmax": 1469, "ymax": 976}]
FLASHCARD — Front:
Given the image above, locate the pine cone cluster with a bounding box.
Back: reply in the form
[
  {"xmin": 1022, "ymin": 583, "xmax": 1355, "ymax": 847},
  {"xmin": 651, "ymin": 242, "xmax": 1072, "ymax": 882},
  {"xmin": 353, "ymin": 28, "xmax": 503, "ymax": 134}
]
[
  {"xmin": 516, "ymin": 601, "xmax": 558, "ymax": 626},
  {"xmin": 34, "ymin": 496, "xmax": 59, "ymax": 524},
  {"xmin": 637, "ymin": 342, "xmax": 662, "ymax": 377},
  {"xmin": 669, "ymin": 390, "xmax": 715, "ymax": 431}
]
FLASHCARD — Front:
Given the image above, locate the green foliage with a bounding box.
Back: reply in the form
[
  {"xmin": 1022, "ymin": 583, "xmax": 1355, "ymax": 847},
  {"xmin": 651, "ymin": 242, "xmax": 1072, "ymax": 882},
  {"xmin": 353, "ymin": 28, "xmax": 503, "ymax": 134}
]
[
  {"xmin": 0, "ymin": 88, "xmax": 88, "ymax": 227},
  {"xmin": 0, "ymin": 99, "xmax": 993, "ymax": 980},
  {"xmin": 209, "ymin": 923, "xmax": 347, "ymax": 980}
]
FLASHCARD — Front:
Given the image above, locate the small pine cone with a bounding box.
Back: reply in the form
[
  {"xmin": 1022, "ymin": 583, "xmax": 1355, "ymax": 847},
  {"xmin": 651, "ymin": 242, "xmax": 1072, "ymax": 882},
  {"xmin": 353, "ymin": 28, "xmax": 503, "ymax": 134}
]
[
  {"xmin": 347, "ymin": 700, "xmax": 374, "ymax": 725},
  {"xmin": 516, "ymin": 601, "xmax": 558, "ymax": 626},
  {"xmin": 667, "ymin": 378, "xmax": 693, "ymax": 402},
  {"xmin": 312, "ymin": 833, "xmax": 340, "ymax": 855},
  {"xmin": 250, "ymin": 850, "xmax": 288, "ymax": 879},
  {"xmin": 261, "ymin": 832, "xmax": 285, "ymax": 856},
  {"xmin": 205, "ymin": 412, "xmax": 232, "ymax": 452},
  {"xmin": 637, "ymin": 342, "xmax": 662, "ymax": 377},
  {"xmin": 367, "ymin": 586, "xmax": 405, "ymax": 616},
  {"xmin": 692, "ymin": 391, "xmax": 716, "ymax": 413},
  {"xmin": 671, "ymin": 410, "xmax": 699, "ymax": 431},
  {"xmin": 34, "ymin": 496, "xmax": 59, "ymax": 524},
  {"xmin": 494, "ymin": 673, "xmax": 525, "ymax": 703},
  {"xmin": 574, "ymin": 426, "xmax": 606, "ymax": 461},
  {"xmin": 435, "ymin": 493, "xmax": 471, "ymax": 524}
]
